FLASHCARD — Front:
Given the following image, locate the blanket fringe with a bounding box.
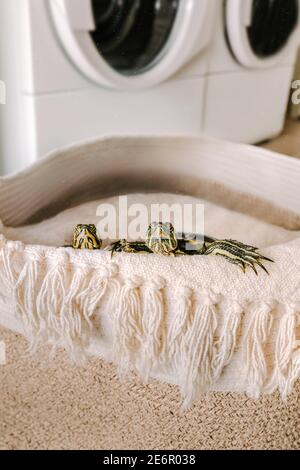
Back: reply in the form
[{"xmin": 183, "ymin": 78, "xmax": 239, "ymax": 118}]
[
  {"xmin": 0, "ymin": 242, "xmax": 299, "ymax": 405},
  {"xmin": 1, "ymin": 248, "xmax": 116, "ymax": 362},
  {"xmin": 244, "ymin": 301, "xmax": 274, "ymax": 398},
  {"xmin": 180, "ymin": 291, "xmax": 219, "ymax": 408},
  {"xmin": 14, "ymin": 254, "xmax": 43, "ymax": 349},
  {"xmin": 167, "ymin": 287, "xmax": 193, "ymax": 373},
  {"xmin": 139, "ymin": 277, "xmax": 166, "ymax": 381},
  {"xmin": 266, "ymin": 303, "xmax": 300, "ymax": 398},
  {"xmin": 113, "ymin": 276, "xmax": 143, "ymax": 376},
  {"xmin": 213, "ymin": 300, "xmax": 243, "ymax": 380}
]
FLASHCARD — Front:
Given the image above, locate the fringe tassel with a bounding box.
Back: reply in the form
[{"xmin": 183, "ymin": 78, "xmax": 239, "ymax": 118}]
[
  {"xmin": 0, "ymin": 243, "xmax": 42, "ymax": 335},
  {"xmin": 35, "ymin": 256, "xmax": 69, "ymax": 351},
  {"xmin": 140, "ymin": 276, "xmax": 166, "ymax": 381},
  {"xmin": 180, "ymin": 291, "xmax": 219, "ymax": 408},
  {"xmin": 1, "ymin": 247, "xmax": 118, "ymax": 362},
  {"xmin": 113, "ymin": 276, "xmax": 143, "ymax": 376},
  {"xmin": 244, "ymin": 301, "xmax": 274, "ymax": 398},
  {"xmin": 76, "ymin": 264, "xmax": 117, "ymax": 328},
  {"xmin": 35, "ymin": 259, "xmax": 116, "ymax": 362},
  {"xmin": 52, "ymin": 265, "xmax": 93, "ymax": 362},
  {"xmin": 14, "ymin": 254, "xmax": 44, "ymax": 348},
  {"xmin": 267, "ymin": 303, "xmax": 300, "ymax": 398},
  {"xmin": 167, "ymin": 287, "xmax": 192, "ymax": 372},
  {"xmin": 213, "ymin": 300, "xmax": 243, "ymax": 380},
  {"xmin": 0, "ymin": 241, "xmax": 19, "ymax": 286}
]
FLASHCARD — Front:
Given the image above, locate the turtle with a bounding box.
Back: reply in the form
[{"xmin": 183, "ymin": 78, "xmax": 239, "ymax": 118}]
[
  {"xmin": 107, "ymin": 222, "xmax": 274, "ymax": 275},
  {"xmin": 69, "ymin": 224, "xmax": 102, "ymax": 250}
]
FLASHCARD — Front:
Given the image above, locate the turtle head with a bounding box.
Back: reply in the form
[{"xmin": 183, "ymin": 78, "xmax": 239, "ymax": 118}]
[
  {"xmin": 146, "ymin": 222, "xmax": 177, "ymax": 255},
  {"xmin": 72, "ymin": 224, "xmax": 102, "ymax": 250}
]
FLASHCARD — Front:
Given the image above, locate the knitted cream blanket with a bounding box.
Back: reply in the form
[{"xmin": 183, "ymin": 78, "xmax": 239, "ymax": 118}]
[{"xmin": 0, "ymin": 136, "xmax": 299, "ymax": 406}]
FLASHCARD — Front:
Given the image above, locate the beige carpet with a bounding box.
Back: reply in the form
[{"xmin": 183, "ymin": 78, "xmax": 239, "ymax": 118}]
[{"xmin": 0, "ymin": 326, "xmax": 299, "ymax": 450}]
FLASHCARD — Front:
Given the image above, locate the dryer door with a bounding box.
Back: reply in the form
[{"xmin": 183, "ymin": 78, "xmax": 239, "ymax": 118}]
[
  {"xmin": 226, "ymin": 0, "xmax": 300, "ymax": 68},
  {"xmin": 49, "ymin": 0, "xmax": 215, "ymax": 89}
]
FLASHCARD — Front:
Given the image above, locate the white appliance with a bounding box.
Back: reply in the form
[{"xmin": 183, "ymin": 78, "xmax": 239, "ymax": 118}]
[
  {"xmin": 204, "ymin": 0, "xmax": 300, "ymax": 143},
  {"xmin": 1, "ymin": 1, "xmax": 300, "ymax": 176},
  {"xmin": 0, "ymin": 0, "xmax": 216, "ymax": 174}
]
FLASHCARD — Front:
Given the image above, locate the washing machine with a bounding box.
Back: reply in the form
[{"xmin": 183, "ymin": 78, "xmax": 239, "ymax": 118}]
[
  {"xmin": 204, "ymin": 0, "xmax": 300, "ymax": 143},
  {"xmin": 0, "ymin": 0, "xmax": 216, "ymax": 175}
]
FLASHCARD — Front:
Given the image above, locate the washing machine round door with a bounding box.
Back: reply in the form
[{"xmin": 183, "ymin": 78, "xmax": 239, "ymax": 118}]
[
  {"xmin": 226, "ymin": 0, "xmax": 300, "ymax": 68},
  {"xmin": 49, "ymin": 0, "xmax": 214, "ymax": 89}
]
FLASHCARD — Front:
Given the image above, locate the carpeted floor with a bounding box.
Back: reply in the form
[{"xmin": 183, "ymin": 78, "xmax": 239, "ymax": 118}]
[{"xmin": 0, "ymin": 326, "xmax": 299, "ymax": 450}]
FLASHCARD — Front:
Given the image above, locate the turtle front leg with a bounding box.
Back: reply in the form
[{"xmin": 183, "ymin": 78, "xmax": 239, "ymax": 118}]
[
  {"xmin": 106, "ymin": 239, "xmax": 153, "ymax": 257},
  {"xmin": 202, "ymin": 239, "xmax": 274, "ymax": 275}
]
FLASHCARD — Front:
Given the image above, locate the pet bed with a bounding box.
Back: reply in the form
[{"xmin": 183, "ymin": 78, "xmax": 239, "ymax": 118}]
[{"xmin": 0, "ymin": 136, "xmax": 299, "ymax": 406}]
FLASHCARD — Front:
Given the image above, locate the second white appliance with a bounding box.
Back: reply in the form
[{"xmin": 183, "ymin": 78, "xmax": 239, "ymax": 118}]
[{"xmin": 204, "ymin": 0, "xmax": 300, "ymax": 143}]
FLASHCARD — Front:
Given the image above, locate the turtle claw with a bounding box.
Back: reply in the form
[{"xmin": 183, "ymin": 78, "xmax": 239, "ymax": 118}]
[
  {"xmin": 255, "ymin": 259, "xmax": 270, "ymax": 275},
  {"xmin": 249, "ymin": 263, "xmax": 258, "ymax": 276},
  {"xmin": 203, "ymin": 239, "xmax": 273, "ymax": 275}
]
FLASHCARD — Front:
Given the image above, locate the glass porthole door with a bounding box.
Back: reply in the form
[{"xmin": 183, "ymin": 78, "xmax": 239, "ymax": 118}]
[
  {"xmin": 226, "ymin": 0, "xmax": 300, "ymax": 68},
  {"xmin": 90, "ymin": 0, "xmax": 179, "ymax": 75},
  {"xmin": 49, "ymin": 0, "xmax": 215, "ymax": 89}
]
